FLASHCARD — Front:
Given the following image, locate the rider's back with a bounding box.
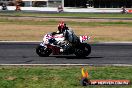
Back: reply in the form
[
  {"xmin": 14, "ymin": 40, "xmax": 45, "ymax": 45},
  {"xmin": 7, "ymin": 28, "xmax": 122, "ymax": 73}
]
[{"xmin": 64, "ymin": 29, "xmax": 79, "ymax": 43}]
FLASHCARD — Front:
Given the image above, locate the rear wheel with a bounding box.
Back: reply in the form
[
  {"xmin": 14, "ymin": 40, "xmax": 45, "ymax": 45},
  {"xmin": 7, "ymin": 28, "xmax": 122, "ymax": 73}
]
[
  {"xmin": 36, "ymin": 45, "xmax": 52, "ymax": 57},
  {"xmin": 83, "ymin": 43, "xmax": 91, "ymax": 56},
  {"xmin": 74, "ymin": 43, "xmax": 91, "ymax": 57}
]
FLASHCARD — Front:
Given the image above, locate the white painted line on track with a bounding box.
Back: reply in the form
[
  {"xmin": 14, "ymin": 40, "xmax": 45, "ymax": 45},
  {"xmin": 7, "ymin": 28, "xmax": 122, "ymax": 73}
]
[
  {"xmin": 0, "ymin": 64, "xmax": 132, "ymax": 66},
  {"xmin": 98, "ymin": 42, "xmax": 132, "ymax": 44},
  {"xmin": 0, "ymin": 41, "xmax": 41, "ymax": 43},
  {"xmin": 1, "ymin": 41, "xmax": 132, "ymax": 44}
]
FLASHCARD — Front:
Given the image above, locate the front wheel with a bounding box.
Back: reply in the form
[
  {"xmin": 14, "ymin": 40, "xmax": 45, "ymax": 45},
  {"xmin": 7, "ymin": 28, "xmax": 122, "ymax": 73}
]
[{"xmin": 36, "ymin": 45, "xmax": 52, "ymax": 57}]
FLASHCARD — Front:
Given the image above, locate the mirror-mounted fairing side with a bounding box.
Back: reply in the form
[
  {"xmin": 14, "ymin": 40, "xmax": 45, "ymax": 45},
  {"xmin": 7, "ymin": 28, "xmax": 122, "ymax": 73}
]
[{"xmin": 43, "ymin": 34, "xmax": 52, "ymax": 44}]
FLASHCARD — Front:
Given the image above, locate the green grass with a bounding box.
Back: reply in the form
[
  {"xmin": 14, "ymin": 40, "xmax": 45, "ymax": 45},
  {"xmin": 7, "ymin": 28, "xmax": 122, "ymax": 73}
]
[
  {"xmin": 0, "ymin": 12, "xmax": 132, "ymax": 18},
  {"xmin": 0, "ymin": 18, "xmax": 132, "ymax": 26},
  {"xmin": 0, "ymin": 66, "xmax": 132, "ymax": 88}
]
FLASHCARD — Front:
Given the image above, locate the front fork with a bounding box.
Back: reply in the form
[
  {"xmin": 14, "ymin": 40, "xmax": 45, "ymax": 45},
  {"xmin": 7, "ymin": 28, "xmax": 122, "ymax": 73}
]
[{"xmin": 40, "ymin": 42, "xmax": 45, "ymax": 47}]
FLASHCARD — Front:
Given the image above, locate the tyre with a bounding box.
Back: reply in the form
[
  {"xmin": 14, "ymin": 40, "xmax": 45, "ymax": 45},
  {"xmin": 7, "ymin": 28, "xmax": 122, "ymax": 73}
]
[
  {"xmin": 74, "ymin": 43, "xmax": 91, "ymax": 57},
  {"xmin": 74, "ymin": 49, "xmax": 85, "ymax": 57},
  {"xmin": 83, "ymin": 43, "xmax": 91, "ymax": 56},
  {"xmin": 36, "ymin": 45, "xmax": 52, "ymax": 57}
]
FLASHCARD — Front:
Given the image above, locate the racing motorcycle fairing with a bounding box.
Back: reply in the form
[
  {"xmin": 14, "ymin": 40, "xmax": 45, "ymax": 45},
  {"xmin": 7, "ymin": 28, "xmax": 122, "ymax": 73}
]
[
  {"xmin": 43, "ymin": 33, "xmax": 65, "ymax": 45},
  {"xmin": 47, "ymin": 44, "xmax": 60, "ymax": 55},
  {"xmin": 36, "ymin": 29, "xmax": 91, "ymax": 57}
]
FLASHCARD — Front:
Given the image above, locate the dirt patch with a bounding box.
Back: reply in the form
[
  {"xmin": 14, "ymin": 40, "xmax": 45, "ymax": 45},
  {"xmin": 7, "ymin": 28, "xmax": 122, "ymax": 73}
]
[
  {"xmin": 5, "ymin": 76, "xmax": 16, "ymax": 81},
  {"xmin": 0, "ymin": 24, "xmax": 56, "ymax": 41},
  {"xmin": 0, "ymin": 24, "xmax": 132, "ymax": 42}
]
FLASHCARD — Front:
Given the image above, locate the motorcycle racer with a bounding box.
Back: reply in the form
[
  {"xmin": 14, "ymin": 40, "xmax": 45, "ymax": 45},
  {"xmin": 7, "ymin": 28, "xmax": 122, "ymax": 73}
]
[
  {"xmin": 58, "ymin": 22, "xmax": 69, "ymax": 33},
  {"xmin": 52, "ymin": 21, "xmax": 69, "ymax": 35},
  {"xmin": 36, "ymin": 23, "xmax": 91, "ymax": 57},
  {"xmin": 57, "ymin": 21, "xmax": 64, "ymax": 33},
  {"xmin": 49, "ymin": 21, "xmax": 69, "ymax": 45}
]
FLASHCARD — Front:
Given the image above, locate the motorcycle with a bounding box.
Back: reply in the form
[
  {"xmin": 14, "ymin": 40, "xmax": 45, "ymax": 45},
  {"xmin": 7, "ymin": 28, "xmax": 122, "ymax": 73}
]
[{"xmin": 36, "ymin": 29, "xmax": 91, "ymax": 57}]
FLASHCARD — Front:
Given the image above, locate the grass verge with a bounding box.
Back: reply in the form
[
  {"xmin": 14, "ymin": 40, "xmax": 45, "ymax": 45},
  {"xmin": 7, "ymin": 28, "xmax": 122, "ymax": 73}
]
[
  {"xmin": 0, "ymin": 66, "xmax": 132, "ymax": 88},
  {"xmin": 0, "ymin": 18, "xmax": 132, "ymax": 26},
  {"xmin": 0, "ymin": 12, "xmax": 132, "ymax": 18}
]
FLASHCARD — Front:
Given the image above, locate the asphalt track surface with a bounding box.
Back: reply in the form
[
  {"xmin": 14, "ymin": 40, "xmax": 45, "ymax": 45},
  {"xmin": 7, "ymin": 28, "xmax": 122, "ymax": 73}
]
[{"xmin": 0, "ymin": 42, "xmax": 132, "ymax": 65}]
